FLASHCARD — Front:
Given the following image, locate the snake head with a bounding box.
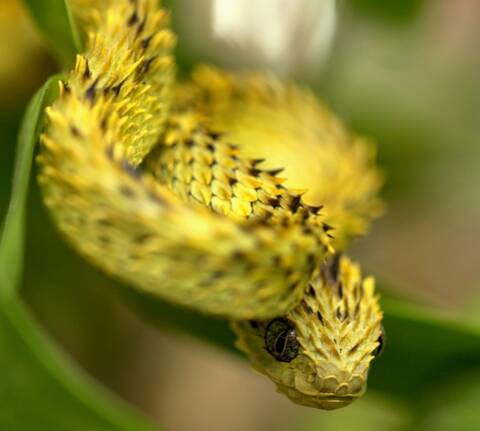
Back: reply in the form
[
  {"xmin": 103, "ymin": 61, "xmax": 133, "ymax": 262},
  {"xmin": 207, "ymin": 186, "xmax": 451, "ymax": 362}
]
[{"xmin": 232, "ymin": 255, "xmax": 384, "ymax": 410}]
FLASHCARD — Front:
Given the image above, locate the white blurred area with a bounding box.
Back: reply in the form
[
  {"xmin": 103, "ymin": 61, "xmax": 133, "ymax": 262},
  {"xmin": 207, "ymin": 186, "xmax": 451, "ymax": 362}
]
[{"xmin": 175, "ymin": 0, "xmax": 336, "ymax": 76}]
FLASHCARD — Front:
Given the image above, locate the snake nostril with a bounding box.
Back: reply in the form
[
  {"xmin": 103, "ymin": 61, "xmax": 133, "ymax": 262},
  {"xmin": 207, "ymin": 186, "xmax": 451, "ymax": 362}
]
[{"xmin": 322, "ymin": 376, "xmax": 339, "ymax": 393}]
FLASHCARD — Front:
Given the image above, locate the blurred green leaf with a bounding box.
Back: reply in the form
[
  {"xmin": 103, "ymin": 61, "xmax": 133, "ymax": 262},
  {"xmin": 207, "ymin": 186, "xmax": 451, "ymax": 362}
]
[
  {"xmin": 0, "ymin": 76, "xmax": 60, "ymax": 299},
  {"xmin": 346, "ymin": 0, "xmax": 425, "ymax": 24},
  {"xmin": 0, "ymin": 300, "xmax": 159, "ymax": 431},
  {"xmin": 414, "ymin": 371, "xmax": 480, "ymax": 431},
  {"xmin": 23, "ymin": 0, "xmax": 81, "ymax": 68},
  {"xmin": 370, "ymin": 298, "xmax": 480, "ymax": 400},
  {"xmin": 0, "ymin": 80, "xmax": 161, "ymax": 430}
]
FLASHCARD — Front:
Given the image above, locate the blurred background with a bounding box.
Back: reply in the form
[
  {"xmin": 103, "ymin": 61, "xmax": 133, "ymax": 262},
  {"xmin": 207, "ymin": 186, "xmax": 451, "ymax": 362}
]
[{"xmin": 1, "ymin": 0, "xmax": 479, "ymax": 430}]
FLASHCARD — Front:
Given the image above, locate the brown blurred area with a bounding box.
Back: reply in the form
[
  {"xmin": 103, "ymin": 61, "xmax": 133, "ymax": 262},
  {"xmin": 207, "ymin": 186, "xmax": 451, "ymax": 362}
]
[
  {"xmin": 1, "ymin": 1, "xmax": 479, "ymax": 430},
  {"xmin": 0, "ymin": 1, "xmax": 55, "ymax": 108}
]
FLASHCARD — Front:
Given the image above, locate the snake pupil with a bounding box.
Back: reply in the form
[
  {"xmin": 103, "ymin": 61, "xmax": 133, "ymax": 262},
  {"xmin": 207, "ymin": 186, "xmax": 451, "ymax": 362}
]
[
  {"xmin": 274, "ymin": 332, "xmax": 288, "ymax": 355},
  {"xmin": 265, "ymin": 318, "xmax": 299, "ymax": 362}
]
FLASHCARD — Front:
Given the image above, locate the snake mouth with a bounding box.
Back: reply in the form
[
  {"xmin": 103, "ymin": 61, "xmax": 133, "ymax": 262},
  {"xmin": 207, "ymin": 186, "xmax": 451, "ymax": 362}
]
[
  {"xmin": 314, "ymin": 395, "xmax": 357, "ymax": 410},
  {"xmin": 283, "ymin": 385, "xmax": 360, "ymax": 410}
]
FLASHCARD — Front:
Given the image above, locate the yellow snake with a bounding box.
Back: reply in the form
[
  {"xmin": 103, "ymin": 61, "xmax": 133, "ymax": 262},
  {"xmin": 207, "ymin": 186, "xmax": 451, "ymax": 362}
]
[{"xmin": 38, "ymin": 0, "xmax": 384, "ymax": 410}]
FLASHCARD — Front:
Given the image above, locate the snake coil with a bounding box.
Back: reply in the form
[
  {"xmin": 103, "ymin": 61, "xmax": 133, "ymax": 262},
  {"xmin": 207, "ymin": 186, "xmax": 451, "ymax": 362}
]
[{"xmin": 38, "ymin": 0, "xmax": 384, "ymax": 409}]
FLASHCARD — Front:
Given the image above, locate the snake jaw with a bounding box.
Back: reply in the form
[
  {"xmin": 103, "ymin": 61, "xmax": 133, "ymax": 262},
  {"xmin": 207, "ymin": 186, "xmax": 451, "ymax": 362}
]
[
  {"xmin": 232, "ymin": 255, "xmax": 383, "ymax": 410},
  {"xmin": 280, "ymin": 387, "xmax": 362, "ymax": 410}
]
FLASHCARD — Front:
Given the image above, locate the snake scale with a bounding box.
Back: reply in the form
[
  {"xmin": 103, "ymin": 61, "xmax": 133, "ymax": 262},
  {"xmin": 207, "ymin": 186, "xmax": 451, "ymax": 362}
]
[{"xmin": 38, "ymin": 0, "xmax": 384, "ymax": 409}]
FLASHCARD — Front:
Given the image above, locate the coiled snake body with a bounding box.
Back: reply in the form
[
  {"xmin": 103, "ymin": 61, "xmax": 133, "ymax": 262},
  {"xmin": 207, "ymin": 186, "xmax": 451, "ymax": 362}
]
[{"xmin": 38, "ymin": 0, "xmax": 384, "ymax": 409}]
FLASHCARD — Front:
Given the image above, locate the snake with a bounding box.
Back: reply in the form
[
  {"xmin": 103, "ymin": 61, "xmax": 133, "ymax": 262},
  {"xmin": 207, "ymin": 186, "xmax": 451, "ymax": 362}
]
[{"xmin": 38, "ymin": 0, "xmax": 384, "ymax": 410}]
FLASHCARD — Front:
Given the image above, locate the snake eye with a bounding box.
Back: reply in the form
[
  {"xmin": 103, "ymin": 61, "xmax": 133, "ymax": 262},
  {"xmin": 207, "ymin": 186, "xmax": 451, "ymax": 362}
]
[
  {"xmin": 373, "ymin": 327, "xmax": 386, "ymax": 358},
  {"xmin": 264, "ymin": 318, "xmax": 299, "ymax": 362}
]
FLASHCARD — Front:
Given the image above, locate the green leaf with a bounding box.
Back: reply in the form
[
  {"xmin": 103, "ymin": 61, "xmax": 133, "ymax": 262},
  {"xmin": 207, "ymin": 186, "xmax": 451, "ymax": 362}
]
[
  {"xmin": 23, "ymin": 0, "xmax": 82, "ymax": 68},
  {"xmin": 0, "ymin": 80, "xmax": 160, "ymax": 430},
  {"xmin": 0, "ymin": 76, "xmax": 61, "ymax": 299},
  {"xmin": 414, "ymin": 371, "xmax": 480, "ymax": 430},
  {"xmin": 347, "ymin": 0, "xmax": 425, "ymax": 24},
  {"xmin": 369, "ymin": 298, "xmax": 480, "ymax": 400},
  {"xmin": 0, "ymin": 300, "xmax": 159, "ymax": 431}
]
